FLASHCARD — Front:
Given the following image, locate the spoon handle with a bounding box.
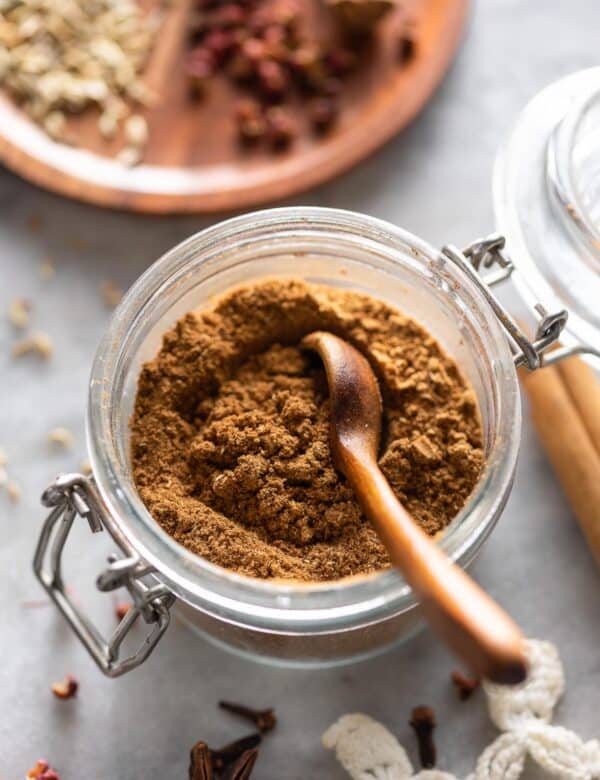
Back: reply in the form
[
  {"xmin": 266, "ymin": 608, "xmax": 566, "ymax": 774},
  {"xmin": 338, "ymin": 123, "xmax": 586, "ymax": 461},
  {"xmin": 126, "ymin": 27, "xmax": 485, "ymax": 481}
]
[{"xmin": 347, "ymin": 456, "xmax": 528, "ymax": 684}]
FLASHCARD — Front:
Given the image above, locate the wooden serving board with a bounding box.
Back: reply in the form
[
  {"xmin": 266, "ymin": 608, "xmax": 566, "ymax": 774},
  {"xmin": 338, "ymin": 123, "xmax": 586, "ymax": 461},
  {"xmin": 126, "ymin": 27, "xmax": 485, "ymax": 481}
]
[{"xmin": 0, "ymin": 0, "xmax": 468, "ymax": 214}]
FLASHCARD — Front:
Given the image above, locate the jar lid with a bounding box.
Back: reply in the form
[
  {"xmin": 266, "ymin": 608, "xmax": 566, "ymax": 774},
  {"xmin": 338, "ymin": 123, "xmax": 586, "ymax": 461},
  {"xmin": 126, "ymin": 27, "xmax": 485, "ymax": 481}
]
[{"xmin": 493, "ymin": 67, "xmax": 600, "ymax": 358}]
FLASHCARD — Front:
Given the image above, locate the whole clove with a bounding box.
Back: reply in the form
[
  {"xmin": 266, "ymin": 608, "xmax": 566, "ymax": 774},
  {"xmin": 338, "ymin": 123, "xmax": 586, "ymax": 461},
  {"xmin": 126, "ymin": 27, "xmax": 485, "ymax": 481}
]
[
  {"xmin": 451, "ymin": 669, "xmax": 480, "ymax": 701},
  {"xmin": 210, "ymin": 734, "xmax": 262, "ymax": 773},
  {"xmin": 189, "ymin": 740, "xmax": 213, "ymax": 780},
  {"xmin": 222, "ymin": 748, "xmax": 259, "ymax": 780},
  {"xmin": 409, "ymin": 705, "xmax": 436, "ymax": 769},
  {"xmin": 219, "ymin": 701, "xmax": 277, "ymax": 733}
]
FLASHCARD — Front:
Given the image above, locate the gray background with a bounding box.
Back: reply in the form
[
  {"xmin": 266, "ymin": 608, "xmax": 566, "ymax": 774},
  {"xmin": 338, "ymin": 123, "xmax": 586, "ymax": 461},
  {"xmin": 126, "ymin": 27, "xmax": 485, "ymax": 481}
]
[{"xmin": 1, "ymin": 1, "xmax": 598, "ymax": 778}]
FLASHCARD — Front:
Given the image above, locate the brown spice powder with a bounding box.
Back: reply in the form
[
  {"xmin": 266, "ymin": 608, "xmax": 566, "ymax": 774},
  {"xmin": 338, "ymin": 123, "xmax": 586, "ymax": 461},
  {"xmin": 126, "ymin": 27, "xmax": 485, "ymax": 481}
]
[{"xmin": 131, "ymin": 279, "xmax": 483, "ymax": 582}]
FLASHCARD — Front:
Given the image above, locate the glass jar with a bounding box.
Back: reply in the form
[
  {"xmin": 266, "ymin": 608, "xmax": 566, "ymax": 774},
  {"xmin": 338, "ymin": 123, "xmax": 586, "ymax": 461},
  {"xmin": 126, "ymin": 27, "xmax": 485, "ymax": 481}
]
[
  {"xmin": 494, "ymin": 66, "xmax": 600, "ymax": 360},
  {"xmin": 34, "ymin": 207, "xmax": 571, "ymax": 677}
]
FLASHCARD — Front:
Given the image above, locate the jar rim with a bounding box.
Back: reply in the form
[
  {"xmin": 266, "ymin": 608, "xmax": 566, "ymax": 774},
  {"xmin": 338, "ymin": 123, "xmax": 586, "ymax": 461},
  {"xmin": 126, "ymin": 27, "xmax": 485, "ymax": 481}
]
[{"xmin": 86, "ymin": 207, "xmax": 521, "ymax": 634}]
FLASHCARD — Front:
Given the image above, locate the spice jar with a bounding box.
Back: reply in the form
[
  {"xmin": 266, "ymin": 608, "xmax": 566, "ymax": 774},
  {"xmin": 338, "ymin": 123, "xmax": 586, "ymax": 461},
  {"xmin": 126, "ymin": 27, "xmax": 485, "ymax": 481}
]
[
  {"xmin": 29, "ymin": 207, "xmax": 561, "ymax": 676},
  {"xmin": 33, "ymin": 74, "xmax": 599, "ymax": 678}
]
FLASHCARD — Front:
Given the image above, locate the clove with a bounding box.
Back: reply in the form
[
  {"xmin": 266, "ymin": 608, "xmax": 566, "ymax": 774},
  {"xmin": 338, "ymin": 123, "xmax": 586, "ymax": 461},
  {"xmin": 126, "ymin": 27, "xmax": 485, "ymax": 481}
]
[
  {"xmin": 210, "ymin": 734, "xmax": 262, "ymax": 773},
  {"xmin": 219, "ymin": 701, "xmax": 276, "ymax": 733},
  {"xmin": 189, "ymin": 740, "xmax": 213, "ymax": 780},
  {"xmin": 409, "ymin": 705, "xmax": 436, "ymax": 769},
  {"xmin": 222, "ymin": 748, "xmax": 258, "ymax": 780}
]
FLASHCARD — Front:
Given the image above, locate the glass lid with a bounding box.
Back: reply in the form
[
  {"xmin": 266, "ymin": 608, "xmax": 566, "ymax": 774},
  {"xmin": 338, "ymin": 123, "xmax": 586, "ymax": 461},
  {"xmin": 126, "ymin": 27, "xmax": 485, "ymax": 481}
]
[{"xmin": 494, "ymin": 67, "xmax": 600, "ymax": 360}]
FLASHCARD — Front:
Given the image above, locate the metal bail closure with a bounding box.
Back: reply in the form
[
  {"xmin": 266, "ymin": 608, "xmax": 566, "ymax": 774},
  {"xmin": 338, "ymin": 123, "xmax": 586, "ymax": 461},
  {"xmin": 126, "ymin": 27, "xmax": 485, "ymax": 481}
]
[
  {"xmin": 441, "ymin": 234, "xmax": 571, "ymax": 370},
  {"xmin": 34, "ymin": 473, "xmax": 175, "ymax": 678}
]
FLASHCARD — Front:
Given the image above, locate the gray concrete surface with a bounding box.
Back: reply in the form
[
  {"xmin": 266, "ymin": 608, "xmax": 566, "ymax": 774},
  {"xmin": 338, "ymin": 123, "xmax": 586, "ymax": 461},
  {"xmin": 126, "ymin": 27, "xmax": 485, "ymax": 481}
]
[{"xmin": 1, "ymin": 2, "xmax": 599, "ymax": 778}]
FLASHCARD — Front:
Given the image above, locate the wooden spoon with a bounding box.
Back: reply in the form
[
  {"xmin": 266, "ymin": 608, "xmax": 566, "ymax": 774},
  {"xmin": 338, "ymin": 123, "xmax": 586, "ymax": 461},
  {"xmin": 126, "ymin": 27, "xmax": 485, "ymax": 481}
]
[{"xmin": 302, "ymin": 331, "xmax": 528, "ymax": 684}]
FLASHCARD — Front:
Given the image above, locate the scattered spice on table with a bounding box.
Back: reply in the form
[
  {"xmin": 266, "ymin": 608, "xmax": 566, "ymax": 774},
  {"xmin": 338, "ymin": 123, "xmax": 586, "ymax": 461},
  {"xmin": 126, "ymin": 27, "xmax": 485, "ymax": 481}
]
[
  {"xmin": 219, "ymin": 701, "xmax": 277, "ymax": 733},
  {"xmin": 189, "ymin": 740, "xmax": 213, "ymax": 780},
  {"xmin": 131, "ymin": 279, "xmax": 483, "ymax": 582},
  {"xmin": 51, "ymin": 674, "xmax": 78, "ymax": 700},
  {"xmin": 222, "ymin": 748, "xmax": 258, "ymax": 780},
  {"xmin": 26, "ymin": 759, "xmax": 60, "ymax": 780},
  {"xmin": 47, "ymin": 427, "xmax": 75, "ymax": 450},
  {"xmin": 115, "ymin": 601, "xmax": 133, "ymax": 621},
  {"xmin": 409, "ymin": 705, "xmax": 436, "ymax": 769},
  {"xmin": 6, "ymin": 479, "xmax": 21, "ymax": 503},
  {"xmin": 189, "ymin": 701, "xmax": 272, "ymax": 778},
  {"xmin": 12, "ymin": 331, "xmax": 53, "ymax": 359},
  {"xmin": 210, "ymin": 734, "xmax": 262, "ymax": 773},
  {"xmin": 451, "ymin": 669, "xmax": 480, "ymax": 701}
]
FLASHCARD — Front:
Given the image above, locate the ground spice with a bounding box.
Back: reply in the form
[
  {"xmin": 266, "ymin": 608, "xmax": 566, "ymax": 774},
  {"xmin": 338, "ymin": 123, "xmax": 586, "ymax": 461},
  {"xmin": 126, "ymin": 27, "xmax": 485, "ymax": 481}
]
[{"xmin": 131, "ymin": 279, "xmax": 483, "ymax": 582}]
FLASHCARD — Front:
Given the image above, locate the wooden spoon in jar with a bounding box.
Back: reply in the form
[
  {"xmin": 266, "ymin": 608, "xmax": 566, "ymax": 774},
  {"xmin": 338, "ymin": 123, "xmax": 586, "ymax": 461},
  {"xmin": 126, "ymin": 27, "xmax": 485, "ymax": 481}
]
[{"xmin": 302, "ymin": 331, "xmax": 528, "ymax": 684}]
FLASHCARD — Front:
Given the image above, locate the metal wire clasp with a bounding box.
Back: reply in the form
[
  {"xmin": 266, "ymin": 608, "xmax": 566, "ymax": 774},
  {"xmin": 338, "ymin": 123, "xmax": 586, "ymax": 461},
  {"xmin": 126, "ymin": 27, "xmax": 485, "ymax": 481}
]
[
  {"xmin": 441, "ymin": 234, "xmax": 569, "ymax": 370},
  {"xmin": 33, "ymin": 473, "xmax": 175, "ymax": 678}
]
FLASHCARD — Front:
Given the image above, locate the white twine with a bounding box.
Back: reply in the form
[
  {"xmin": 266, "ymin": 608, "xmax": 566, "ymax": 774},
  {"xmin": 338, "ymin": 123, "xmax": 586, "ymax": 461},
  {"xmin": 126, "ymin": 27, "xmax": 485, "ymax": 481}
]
[{"xmin": 322, "ymin": 640, "xmax": 600, "ymax": 780}]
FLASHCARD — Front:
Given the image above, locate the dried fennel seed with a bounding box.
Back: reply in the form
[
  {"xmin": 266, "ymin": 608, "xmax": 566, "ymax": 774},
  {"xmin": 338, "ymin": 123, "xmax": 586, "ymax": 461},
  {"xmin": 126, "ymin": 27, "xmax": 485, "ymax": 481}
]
[
  {"xmin": 6, "ymin": 480, "xmax": 21, "ymax": 503},
  {"xmin": 79, "ymin": 458, "xmax": 92, "ymax": 476},
  {"xmin": 8, "ymin": 297, "xmax": 31, "ymax": 329},
  {"xmin": 12, "ymin": 330, "xmax": 53, "ymax": 359},
  {"xmin": 0, "ymin": 0, "xmax": 162, "ymax": 159},
  {"xmin": 47, "ymin": 427, "xmax": 74, "ymax": 449}
]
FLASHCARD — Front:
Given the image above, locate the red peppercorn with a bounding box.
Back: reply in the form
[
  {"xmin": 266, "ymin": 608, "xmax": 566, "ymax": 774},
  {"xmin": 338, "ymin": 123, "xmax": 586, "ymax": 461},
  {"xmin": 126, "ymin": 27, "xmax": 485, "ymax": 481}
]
[
  {"xmin": 203, "ymin": 29, "xmax": 236, "ymax": 63},
  {"xmin": 325, "ymin": 47, "xmax": 358, "ymax": 76},
  {"xmin": 235, "ymin": 98, "xmax": 261, "ymax": 121},
  {"xmin": 227, "ymin": 53, "xmax": 255, "ymax": 83},
  {"xmin": 257, "ymin": 59, "xmax": 287, "ymax": 99},
  {"xmin": 239, "ymin": 118, "xmax": 267, "ymax": 143},
  {"xmin": 115, "ymin": 602, "xmax": 132, "ymax": 621},
  {"xmin": 265, "ymin": 106, "xmax": 296, "ymax": 149},
  {"xmin": 309, "ymin": 96, "xmax": 339, "ymax": 133},
  {"xmin": 185, "ymin": 49, "xmax": 214, "ymax": 97},
  {"xmin": 242, "ymin": 37, "xmax": 267, "ymax": 62},
  {"xmin": 318, "ymin": 76, "xmax": 342, "ymax": 97},
  {"xmin": 236, "ymin": 100, "xmax": 267, "ymax": 144},
  {"xmin": 262, "ymin": 24, "xmax": 289, "ymax": 62}
]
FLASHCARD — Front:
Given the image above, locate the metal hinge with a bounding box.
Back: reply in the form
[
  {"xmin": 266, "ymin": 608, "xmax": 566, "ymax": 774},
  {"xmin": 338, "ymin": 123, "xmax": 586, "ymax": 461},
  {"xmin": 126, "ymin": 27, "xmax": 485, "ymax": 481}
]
[
  {"xmin": 441, "ymin": 234, "xmax": 570, "ymax": 370},
  {"xmin": 33, "ymin": 473, "xmax": 175, "ymax": 678}
]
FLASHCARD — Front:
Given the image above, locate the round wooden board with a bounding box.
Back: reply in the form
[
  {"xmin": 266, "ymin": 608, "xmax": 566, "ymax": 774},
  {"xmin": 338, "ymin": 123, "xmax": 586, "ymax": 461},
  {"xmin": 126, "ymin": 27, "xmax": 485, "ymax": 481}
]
[{"xmin": 0, "ymin": 0, "xmax": 468, "ymax": 214}]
